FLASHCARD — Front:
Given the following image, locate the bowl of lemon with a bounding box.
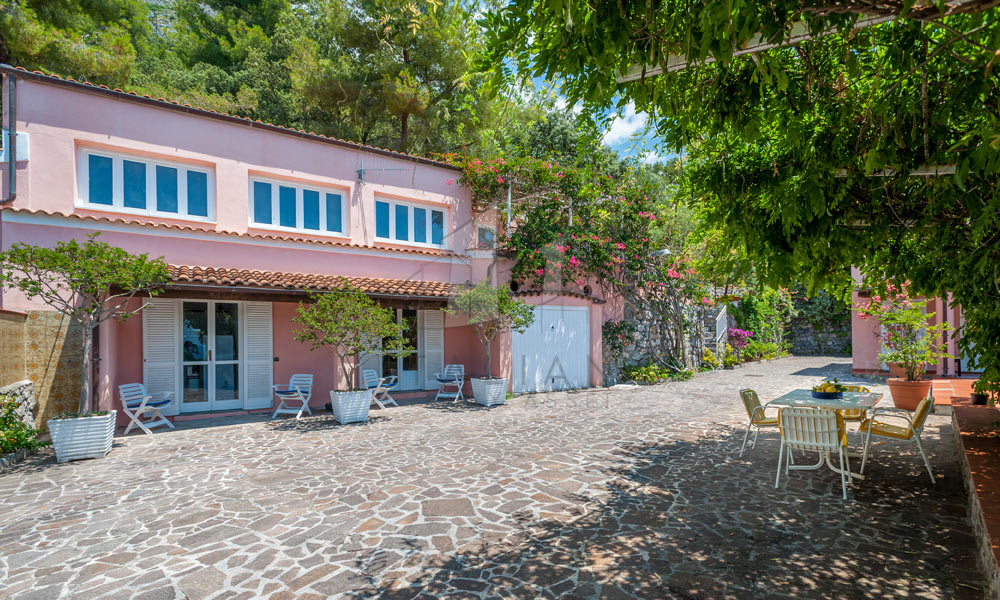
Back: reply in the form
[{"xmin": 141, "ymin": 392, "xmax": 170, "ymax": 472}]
[{"xmin": 811, "ymin": 379, "xmax": 846, "ymax": 399}]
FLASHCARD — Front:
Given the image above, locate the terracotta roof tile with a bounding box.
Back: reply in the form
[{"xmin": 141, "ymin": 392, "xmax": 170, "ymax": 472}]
[
  {"xmin": 168, "ymin": 265, "xmax": 456, "ymax": 298},
  {"xmin": 513, "ymin": 289, "xmax": 605, "ymax": 304},
  {"xmin": 2, "ymin": 65, "xmax": 458, "ymax": 172},
  {"xmin": 1, "ymin": 207, "xmax": 455, "ymax": 258}
]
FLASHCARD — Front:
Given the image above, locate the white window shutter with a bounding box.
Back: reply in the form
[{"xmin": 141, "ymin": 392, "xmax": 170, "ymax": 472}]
[
  {"xmin": 421, "ymin": 309, "xmax": 444, "ymax": 390},
  {"xmin": 142, "ymin": 298, "xmax": 179, "ymax": 416},
  {"xmin": 243, "ymin": 302, "xmax": 273, "ymax": 409}
]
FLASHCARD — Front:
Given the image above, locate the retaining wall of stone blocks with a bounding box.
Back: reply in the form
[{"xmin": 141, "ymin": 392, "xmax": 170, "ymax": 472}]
[{"xmin": 0, "ymin": 380, "xmax": 36, "ymax": 428}]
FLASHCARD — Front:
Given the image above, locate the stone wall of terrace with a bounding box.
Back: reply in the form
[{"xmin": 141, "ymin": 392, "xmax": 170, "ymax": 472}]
[{"xmin": 786, "ymin": 316, "xmax": 851, "ymax": 355}]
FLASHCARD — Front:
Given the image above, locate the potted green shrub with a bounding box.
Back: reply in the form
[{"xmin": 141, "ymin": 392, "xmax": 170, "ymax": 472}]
[
  {"xmin": 856, "ymin": 296, "xmax": 951, "ymax": 410},
  {"xmin": 293, "ymin": 281, "xmax": 411, "ymax": 424},
  {"xmin": 446, "ymin": 281, "xmax": 534, "ymax": 406},
  {"xmin": 0, "ymin": 234, "xmax": 168, "ymax": 462},
  {"xmin": 971, "ymin": 379, "xmax": 990, "ymax": 406}
]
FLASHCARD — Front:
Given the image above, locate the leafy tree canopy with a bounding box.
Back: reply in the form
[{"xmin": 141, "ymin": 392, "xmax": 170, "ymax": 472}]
[
  {"xmin": 483, "ymin": 1, "xmax": 1000, "ymax": 389},
  {"xmin": 0, "ymin": 234, "xmax": 169, "ymax": 412}
]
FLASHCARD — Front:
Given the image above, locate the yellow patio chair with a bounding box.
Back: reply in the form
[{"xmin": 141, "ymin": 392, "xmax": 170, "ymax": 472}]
[
  {"xmin": 739, "ymin": 388, "xmax": 779, "ymax": 456},
  {"xmin": 839, "ymin": 385, "xmax": 870, "ymax": 423},
  {"xmin": 858, "ymin": 395, "xmax": 935, "ymax": 484}
]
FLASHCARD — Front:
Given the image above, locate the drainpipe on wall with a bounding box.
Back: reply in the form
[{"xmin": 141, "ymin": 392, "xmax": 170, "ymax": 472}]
[{"xmin": 3, "ymin": 73, "xmax": 15, "ymax": 203}]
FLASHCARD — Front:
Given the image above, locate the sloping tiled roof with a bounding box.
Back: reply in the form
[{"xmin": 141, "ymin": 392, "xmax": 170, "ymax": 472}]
[
  {"xmin": 168, "ymin": 265, "xmax": 456, "ymax": 298},
  {"xmin": 1, "ymin": 64, "xmax": 459, "ymax": 172},
  {"xmin": 2, "ymin": 207, "xmax": 454, "ymax": 257}
]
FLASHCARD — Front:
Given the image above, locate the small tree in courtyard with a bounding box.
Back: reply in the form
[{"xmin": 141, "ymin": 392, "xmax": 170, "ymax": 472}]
[
  {"xmin": 293, "ymin": 281, "xmax": 412, "ymax": 389},
  {"xmin": 0, "ymin": 234, "xmax": 169, "ymax": 414},
  {"xmin": 446, "ymin": 281, "xmax": 535, "ymax": 379}
]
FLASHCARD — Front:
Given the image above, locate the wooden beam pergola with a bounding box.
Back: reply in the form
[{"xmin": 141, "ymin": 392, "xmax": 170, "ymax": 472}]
[{"xmin": 616, "ymin": 0, "xmax": 997, "ymax": 83}]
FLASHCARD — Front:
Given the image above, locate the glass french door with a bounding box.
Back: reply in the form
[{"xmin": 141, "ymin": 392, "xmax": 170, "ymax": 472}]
[
  {"xmin": 382, "ymin": 308, "xmax": 419, "ymax": 390},
  {"xmin": 181, "ymin": 301, "xmax": 242, "ymax": 412}
]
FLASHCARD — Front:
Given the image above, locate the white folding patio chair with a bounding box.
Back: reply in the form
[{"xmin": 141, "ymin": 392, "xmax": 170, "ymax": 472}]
[
  {"xmin": 776, "ymin": 407, "xmax": 852, "ymax": 500},
  {"xmin": 434, "ymin": 364, "xmax": 465, "ymax": 402},
  {"xmin": 119, "ymin": 383, "xmax": 175, "ymax": 435},
  {"xmin": 859, "ymin": 395, "xmax": 936, "ymax": 484},
  {"xmin": 272, "ymin": 374, "xmax": 314, "ymax": 419},
  {"xmin": 363, "ymin": 369, "xmax": 398, "ymax": 409}
]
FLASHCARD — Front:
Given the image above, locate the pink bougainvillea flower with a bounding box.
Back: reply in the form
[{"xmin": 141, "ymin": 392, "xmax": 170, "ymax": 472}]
[
  {"xmin": 535, "ymin": 268, "xmax": 545, "ymax": 276},
  {"xmin": 667, "ymin": 269, "xmax": 681, "ymax": 279},
  {"xmin": 445, "ymin": 178, "xmax": 454, "ymax": 185},
  {"xmin": 615, "ymin": 242, "xmax": 626, "ymax": 250},
  {"xmin": 496, "ymin": 175, "xmax": 504, "ymax": 184}
]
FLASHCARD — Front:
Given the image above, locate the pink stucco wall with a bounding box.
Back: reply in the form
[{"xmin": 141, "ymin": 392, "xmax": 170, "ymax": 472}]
[
  {"xmin": 850, "ymin": 288, "xmax": 964, "ymax": 375},
  {"xmin": 4, "ymin": 72, "xmax": 613, "ymax": 415},
  {"xmin": 5, "ymin": 77, "xmax": 475, "ymax": 249}
]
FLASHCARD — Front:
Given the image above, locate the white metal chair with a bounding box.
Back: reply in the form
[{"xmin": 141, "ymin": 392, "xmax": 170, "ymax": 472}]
[
  {"xmin": 776, "ymin": 407, "xmax": 852, "ymax": 500},
  {"xmin": 272, "ymin": 374, "xmax": 314, "ymax": 419},
  {"xmin": 434, "ymin": 364, "xmax": 465, "ymax": 402},
  {"xmin": 363, "ymin": 369, "xmax": 398, "ymax": 409},
  {"xmin": 119, "ymin": 383, "xmax": 175, "ymax": 435},
  {"xmin": 859, "ymin": 395, "xmax": 936, "ymax": 484}
]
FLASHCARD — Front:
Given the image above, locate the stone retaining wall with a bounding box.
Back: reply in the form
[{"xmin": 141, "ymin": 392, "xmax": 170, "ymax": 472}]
[
  {"xmin": 603, "ymin": 302, "xmax": 707, "ymax": 386},
  {"xmin": 0, "ymin": 380, "xmax": 36, "ymax": 428},
  {"xmin": 786, "ymin": 317, "xmax": 851, "ymax": 356}
]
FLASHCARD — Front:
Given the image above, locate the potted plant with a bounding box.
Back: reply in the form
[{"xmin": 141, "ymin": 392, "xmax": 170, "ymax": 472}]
[
  {"xmin": 971, "ymin": 379, "xmax": 990, "ymax": 406},
  {"xmin": 856, "ymin": 295, "xmax": 951, "ymax": 410},
  {"xmin": 0, "ymin": 234, "xmax": 168, "ymax": 462},
  {"xmin": 293, "ymin": 280, "xmax": 411, "ymax": 424},
  {"xmin": 445, "ymin": 281, "xmax": 535, "ymax": 406}
]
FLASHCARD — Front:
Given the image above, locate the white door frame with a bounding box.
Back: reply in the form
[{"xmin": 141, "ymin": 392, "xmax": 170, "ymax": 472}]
[
  {"xmin": 179, "ymin": 300, "xmax": 245, "ymax": 413},
  {"xmin": 384, "ymin": 308, "xmax": 420, "ymax": 390}
]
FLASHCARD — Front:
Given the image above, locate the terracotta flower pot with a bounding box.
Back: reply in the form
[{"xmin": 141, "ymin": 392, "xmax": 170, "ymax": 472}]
[{"xmin": 887, "ymin": 378, "xmax": 931, "ymax": 411}]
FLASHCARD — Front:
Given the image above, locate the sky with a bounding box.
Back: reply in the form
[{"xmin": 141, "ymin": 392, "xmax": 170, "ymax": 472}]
[{"xmin": 542, "ymin": 78, "xmax": 669, "ymax": 165}]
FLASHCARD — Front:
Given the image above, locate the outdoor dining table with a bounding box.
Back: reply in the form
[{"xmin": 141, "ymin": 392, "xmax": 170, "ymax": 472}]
[{"xmin": 768, "ymin": 389, "xmax": 884, "ymax": 480}]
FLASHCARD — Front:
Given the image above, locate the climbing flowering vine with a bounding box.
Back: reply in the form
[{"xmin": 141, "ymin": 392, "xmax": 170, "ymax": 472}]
[{"xmin": 441, "ymin": 153, "xmax": 712, "ymax": 367}]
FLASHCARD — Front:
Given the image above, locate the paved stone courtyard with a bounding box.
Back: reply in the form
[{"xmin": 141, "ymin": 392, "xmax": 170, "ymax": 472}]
[{"xmin": 0, "ymin": 357, "xmax": 986, "ymax": 599}]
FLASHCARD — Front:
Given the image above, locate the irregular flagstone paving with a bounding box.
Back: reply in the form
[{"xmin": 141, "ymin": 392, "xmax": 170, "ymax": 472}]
[{"xmin": 0, "ymin": 356, "xmax": 986, "ymax": 599}]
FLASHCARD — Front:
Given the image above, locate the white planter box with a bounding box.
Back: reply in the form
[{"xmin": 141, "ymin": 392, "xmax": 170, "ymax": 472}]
[
  {"xmin": 330, "ymin": 391, "xmax": 371, "ymax": 424},
  {"xmin": 472, "ymin": 378, "xmax": 507, "ymax": 407},
  {"xmin": 48, "ymin": 411, "xmax": 116, "ymax": 463}
]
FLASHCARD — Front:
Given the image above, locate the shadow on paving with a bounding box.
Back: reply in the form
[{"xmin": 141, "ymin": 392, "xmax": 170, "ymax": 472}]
[
  {"xmin": 360, "ymin": 425, "xmax": 982, "ymax": 600},
  {"xmin": 788, "ymin": 362, "xmax": 883, "ymax": 386},
  {"xmin": 263, "ymin": 413, "xmax": 393, "ymax": 433}
]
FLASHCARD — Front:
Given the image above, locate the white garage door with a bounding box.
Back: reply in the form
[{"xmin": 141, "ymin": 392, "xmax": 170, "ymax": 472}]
[{"xmin": 513, "ymin": 306, "xmax": 590, "ymax": 393}]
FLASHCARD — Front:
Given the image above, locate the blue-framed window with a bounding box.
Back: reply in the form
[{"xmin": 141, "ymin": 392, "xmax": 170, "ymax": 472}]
[
  {"xmin": 326, "ymin": 193, "xmax": 342, "ymax": 233},
  {"xmin": 303, "ymin": 190, "xmax": 320, "ymax": 230},
  {"xmin": 253, "ymin": 181, "xmax": 272, "ymax": 224},
  {"xmin": 80, "ymin": 149, "xmax": 214, "ymax": 220},
  {"xmin": 122, "ymin": 160, "xmax": 146, "ymax": 209},
  {"xmin": 249, "ymin": 178, "xmax": 346, "ymax": 235},
  {"xmin": 375, "ymin": 201, "xmax": 390, "ymax": 238},
  {"xmin": 373, "ymin": 198, "xmax": 447, "ymax": 248},
  {"xmin": 87, "ymin": 155, "xmax": 114, "ymax": 206},
  {"xmin": 279, "ymin": 186, "xmax": 296, "ymax": 228}
]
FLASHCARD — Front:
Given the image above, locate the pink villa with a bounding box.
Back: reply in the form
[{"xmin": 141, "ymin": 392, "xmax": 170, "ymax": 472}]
[
  {"xmin": 0, "ymin": 66, "xmax": 613, "ymax": 426},
  {"xmin": 851, "ymin": 279, "xmax": 979, "ymax": 378}
]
